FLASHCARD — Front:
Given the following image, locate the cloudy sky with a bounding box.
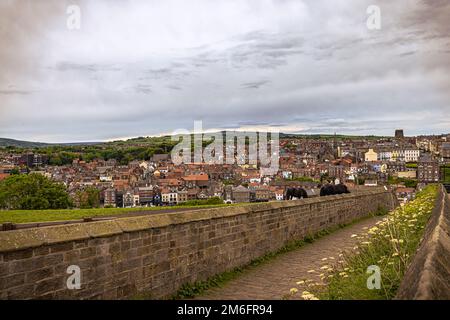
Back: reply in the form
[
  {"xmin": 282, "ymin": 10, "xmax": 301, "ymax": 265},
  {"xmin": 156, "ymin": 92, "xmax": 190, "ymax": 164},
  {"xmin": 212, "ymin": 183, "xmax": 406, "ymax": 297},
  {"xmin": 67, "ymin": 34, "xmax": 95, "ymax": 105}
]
[{"xmin": 0, "ymin": 0, "xmax": 449, "ymax": 142}]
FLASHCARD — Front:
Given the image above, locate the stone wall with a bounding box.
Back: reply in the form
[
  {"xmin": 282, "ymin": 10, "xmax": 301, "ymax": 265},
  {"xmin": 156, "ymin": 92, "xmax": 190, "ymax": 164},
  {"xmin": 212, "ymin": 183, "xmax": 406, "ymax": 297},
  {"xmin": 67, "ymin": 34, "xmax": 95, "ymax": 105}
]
[
  {"xmin": 0, "ymin": 189, "xmax": 397, "ymax": 300},
  {"xmin": 396, "ymin": 185, "xmax": 450, "ymax": 300}
]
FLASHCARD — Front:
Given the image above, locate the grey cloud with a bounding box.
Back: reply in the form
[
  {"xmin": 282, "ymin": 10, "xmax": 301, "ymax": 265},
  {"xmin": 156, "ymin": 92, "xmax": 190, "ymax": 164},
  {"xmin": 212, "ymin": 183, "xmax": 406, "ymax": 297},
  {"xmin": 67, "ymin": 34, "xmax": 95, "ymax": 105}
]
[
  {"xmin": 54, "ymin": 62, "xmax": 122, "ymax": 73},
  {"xmin": 241, "ymin": 81, "xmax": 270, "ymax": 89},
  {"xmin": 133, "ymin": 84, "xmax": 152, "ymax": 94},
  {"xmin": 237, "ymin": 121, "xmax": 270, "ymax": 126},
  {"xmin": 167, "ymin": 85, "xmax": 182, "ymax": 91},
  {"xmin": 0, "ymin": 0, "xmax": 449, "ymax": 142},
  {"xmin": 398, "ymin": 51, "xmax": 417, "ymax": 57},
  {"xmin": 142, "ymin": 67, "xmax": 191, "ymax": 81},
  {"xmin": 0, "ymin": 89, "xmax": 31, "ymax": 95},
  {"xmin": 226, "ymin": 32, "xmax": 305, "ymax": 69}
]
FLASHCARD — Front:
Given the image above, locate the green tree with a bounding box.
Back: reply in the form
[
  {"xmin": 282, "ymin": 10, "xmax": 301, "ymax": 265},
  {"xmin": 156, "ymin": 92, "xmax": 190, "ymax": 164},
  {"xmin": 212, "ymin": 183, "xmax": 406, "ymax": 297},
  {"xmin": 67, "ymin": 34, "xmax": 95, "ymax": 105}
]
[
  {"xmin": 0, "ymin": 173, "xmax": 72, "ymax": 210},
  {"xmin": 320, "ymin": 173, "xmax": 330, "ymax": 183},
  {"xmin": 75, "ymin": 187, "xmax": 100, "ymax": 209},
  {"xmin": 10, "ymin": 167, "xmax": 20, "ymax": 175}
]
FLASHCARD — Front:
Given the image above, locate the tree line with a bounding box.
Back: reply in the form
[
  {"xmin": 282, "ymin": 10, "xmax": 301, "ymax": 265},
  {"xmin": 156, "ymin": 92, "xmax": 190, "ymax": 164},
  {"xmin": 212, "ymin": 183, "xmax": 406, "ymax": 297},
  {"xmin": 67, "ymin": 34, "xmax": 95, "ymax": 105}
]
[{"xmin": 1, "ymin": 136, "xmax": 177, "ymax": 166}]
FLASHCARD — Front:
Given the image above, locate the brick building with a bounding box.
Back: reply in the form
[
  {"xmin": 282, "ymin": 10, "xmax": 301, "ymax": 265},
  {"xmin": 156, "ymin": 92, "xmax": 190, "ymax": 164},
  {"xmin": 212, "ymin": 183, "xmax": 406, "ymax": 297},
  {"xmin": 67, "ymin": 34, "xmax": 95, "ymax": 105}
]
[
  {"xmin": 441, "ymin": 143, "xmax": 450, "ymax": 163},
  {"xmin": 417, "ymin": 155, "xmax": 440, "ymax": 183},
  {"xmin": 103, "ymin": 188, "xmax": 117, "ymax": 207}
]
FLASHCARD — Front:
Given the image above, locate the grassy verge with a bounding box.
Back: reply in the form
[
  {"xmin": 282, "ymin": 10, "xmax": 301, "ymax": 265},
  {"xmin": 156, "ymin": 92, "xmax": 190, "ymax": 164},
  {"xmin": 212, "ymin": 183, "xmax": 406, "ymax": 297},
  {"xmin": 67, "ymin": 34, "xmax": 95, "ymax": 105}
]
[
  {"xmin": 442, "ymin": 166, "xmax": 450, "ymax": 183},
  {"xmin": 0, "ymin": 203, "xmax": 239, "ymax": 224},
  {"xmin": 291, "ymin": 185, "xmax": 438, "ymax": 300},
  {"xmin": 170, "ymin": 209, "xmax": 387, "ymax": 300}
]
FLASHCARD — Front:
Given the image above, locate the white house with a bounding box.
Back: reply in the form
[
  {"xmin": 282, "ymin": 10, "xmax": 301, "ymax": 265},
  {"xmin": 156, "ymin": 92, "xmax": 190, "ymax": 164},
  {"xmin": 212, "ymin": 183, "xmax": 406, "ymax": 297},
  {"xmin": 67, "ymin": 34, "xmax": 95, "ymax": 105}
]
[
  {"xmin": 378, "ymin": 151, "xmax": 392, "ymax": 161},
  {"xmin": 404, "ymin": 149, "xmax": 420, "ymax": 162},
  {"xmin": 282, "ymin": 171, "xmax": 293, "ymax": 179},
  {"xmin": 364, "ymin": 180, "xmax": 378, "ymax": 187},
  {"xmin": 275, "ymin": 190, "xmax": 284, "ymax": 201},
  {"xmin": 133, "ymin": 194, "xmax": 140, "ymax": 207},
  {"xmin": 161, "ymin": 190, "xmax": 178, "ymax": 205},
  {"xmin": 249, "ymin": 177, "xmax": 262, "ymax": 184},
  {"xmin": 391, "ymin": 149, "xmax": 405, "ymax": 162},
  {"xmin": 139, "ymin": 161, "xmax": 150, "ymax": 170}
]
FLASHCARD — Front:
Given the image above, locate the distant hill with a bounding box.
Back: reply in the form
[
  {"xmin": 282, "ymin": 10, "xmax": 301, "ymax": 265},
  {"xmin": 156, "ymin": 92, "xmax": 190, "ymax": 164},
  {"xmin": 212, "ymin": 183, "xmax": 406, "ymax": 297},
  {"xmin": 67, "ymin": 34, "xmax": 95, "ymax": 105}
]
[
  {"xmin": 0, "ymin": 138, "xmax": 50, "ymax": 148},
  {"xmin": 279, "ymin": 133, "xmax": 387, "ymax": 140},
  {"xmin": 0, "ymin": 138, "xmax": 102, "ymax": 148},
  {"xmin": 0, "ymin": 131, "xmax": 387, "ymax": 149}
]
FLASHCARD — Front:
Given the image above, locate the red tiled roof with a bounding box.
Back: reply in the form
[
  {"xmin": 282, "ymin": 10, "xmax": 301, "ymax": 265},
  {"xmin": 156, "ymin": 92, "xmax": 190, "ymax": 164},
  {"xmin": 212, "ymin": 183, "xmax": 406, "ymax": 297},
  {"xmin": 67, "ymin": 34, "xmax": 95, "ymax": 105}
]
[
  {"xmin": 159, "ymin": 178, "xmax": 181, "ymax": 185},
  {"xmin": 183, "ymin": 174, "xmax": 209, "ymax": 181}
]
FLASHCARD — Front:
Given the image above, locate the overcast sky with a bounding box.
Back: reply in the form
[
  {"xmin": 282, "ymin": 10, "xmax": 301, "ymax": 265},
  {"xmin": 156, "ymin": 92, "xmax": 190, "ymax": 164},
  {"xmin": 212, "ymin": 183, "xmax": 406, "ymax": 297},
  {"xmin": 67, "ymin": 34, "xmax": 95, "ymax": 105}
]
[{"xmin": 0, "ymin": 0, "xmax": 449, "ymax": 142}]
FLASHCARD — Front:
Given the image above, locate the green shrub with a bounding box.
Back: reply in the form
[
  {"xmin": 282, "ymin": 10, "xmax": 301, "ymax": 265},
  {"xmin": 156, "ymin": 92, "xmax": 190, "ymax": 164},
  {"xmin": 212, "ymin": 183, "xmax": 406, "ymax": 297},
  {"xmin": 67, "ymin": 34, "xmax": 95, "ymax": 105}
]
[
  {"xmin": 178, "ymin": 196, "xmax": 224, "ymax": 206},
  {"xmin": 0, "ymin": 173, "xmax": 72, "ymax": 210}
]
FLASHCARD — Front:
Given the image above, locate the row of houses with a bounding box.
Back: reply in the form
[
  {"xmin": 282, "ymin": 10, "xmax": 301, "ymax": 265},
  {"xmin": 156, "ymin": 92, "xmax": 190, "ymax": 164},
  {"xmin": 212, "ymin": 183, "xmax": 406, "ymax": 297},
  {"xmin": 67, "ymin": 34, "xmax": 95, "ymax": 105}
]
[
  {"xmin": 364, "ymin": 148, "xmax": 421, "ymax": 162},
  {"xmin": 100, "ymin": 184, "xmax": 290, "ymax": 207}
]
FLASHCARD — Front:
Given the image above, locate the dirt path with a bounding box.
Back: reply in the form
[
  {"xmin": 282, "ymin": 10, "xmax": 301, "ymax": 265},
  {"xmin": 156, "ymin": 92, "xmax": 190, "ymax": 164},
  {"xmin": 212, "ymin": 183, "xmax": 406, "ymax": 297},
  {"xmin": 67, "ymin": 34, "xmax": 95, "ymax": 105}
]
[{"xmin": 195, "ymin": 216, "xmax": 382, "ymax": 300}]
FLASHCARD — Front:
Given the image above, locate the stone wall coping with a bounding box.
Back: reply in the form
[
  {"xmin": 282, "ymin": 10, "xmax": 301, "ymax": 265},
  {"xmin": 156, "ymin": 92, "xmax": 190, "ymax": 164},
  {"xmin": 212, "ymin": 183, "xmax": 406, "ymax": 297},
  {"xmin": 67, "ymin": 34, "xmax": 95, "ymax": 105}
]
[{"xmin": 0, "ymin": 189, "xmax": 390, "ymax": 253}]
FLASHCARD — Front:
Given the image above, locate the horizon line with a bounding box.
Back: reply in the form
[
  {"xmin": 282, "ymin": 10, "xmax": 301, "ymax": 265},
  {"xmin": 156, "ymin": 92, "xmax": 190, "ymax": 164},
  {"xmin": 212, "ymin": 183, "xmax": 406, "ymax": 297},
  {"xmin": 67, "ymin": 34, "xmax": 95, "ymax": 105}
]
[{"xmin": 1, "ymin": 130, "xmax": 450, "ymax": 145}]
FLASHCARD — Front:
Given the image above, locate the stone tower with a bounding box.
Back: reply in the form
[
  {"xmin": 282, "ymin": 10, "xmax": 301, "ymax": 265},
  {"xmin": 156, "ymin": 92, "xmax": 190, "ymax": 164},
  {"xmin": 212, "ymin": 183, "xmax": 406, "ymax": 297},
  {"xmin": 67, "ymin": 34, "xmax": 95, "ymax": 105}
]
[{"xmin": 395, "ymin": 129, "xmax": 404, "ymax": 139}]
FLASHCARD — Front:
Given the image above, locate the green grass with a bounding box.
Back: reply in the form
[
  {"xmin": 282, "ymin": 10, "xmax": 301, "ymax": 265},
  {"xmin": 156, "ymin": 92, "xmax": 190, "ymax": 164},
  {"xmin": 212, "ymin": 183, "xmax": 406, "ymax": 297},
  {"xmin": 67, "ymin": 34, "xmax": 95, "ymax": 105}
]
[
  {"xmin": 301, "ymin": 185, "xmax": 438, "ymax": 300},
  {"xmin": 169, "ymin": 209, "xmax": 388, "ymax": 300},
  {"xmin": 387, "ymin": 176, "xmax": 418, "ymax": 188},
  {"xmin": 0, "ymin": 203, "xmax": 238, "ymax": 224},
  {"xmin": 442, "ymin": 167, "xmax": 450, "ymax": 183}
]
